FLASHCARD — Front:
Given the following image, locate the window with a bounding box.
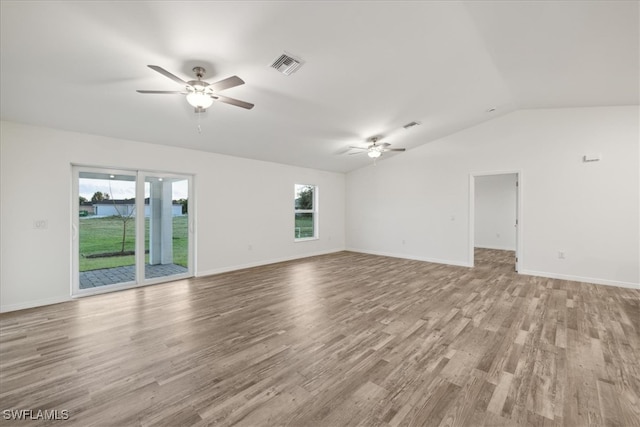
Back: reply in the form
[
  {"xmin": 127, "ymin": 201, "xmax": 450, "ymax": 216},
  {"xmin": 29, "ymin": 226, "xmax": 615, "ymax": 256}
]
[{"xmin": 294, "ymin": 184, "xmax": 317, "ymax": 240}]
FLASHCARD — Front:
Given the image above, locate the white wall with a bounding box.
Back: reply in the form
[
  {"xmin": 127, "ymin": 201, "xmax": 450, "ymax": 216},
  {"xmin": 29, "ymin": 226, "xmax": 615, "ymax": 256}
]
[
  {"xmin": 0, "ymin": 121, "xmax": 346, "ymax": 311},
  {"xmin": 2, "ymin": 106, "xmax": 638, "ymax": 312},
  {"xmin": 346, "ymin": 107, "xmax": 639, "ymax": 288},
  {"xmin": 474, "ymin": 174, "xmax": 517, "ymax": 250}
]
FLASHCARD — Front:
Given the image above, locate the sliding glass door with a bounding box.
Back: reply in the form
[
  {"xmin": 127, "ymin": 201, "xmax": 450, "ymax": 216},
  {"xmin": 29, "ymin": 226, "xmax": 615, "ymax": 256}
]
[{"xmin": 72, "ymin": 167, "xmax": 193, "ymax": 296}]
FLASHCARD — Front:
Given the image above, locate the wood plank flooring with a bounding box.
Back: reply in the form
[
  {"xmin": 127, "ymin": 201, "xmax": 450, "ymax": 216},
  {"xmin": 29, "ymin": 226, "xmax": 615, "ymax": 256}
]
[{"xmin": 1, "ymin": 249, "xmax": 639, "ymax": 426}]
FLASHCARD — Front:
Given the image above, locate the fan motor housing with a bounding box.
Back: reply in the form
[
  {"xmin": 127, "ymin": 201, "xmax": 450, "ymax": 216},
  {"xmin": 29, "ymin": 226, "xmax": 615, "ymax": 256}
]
[
  {"xmin": 192, "ymin": 66, "xmax": 206, "ymax": 78},
  {"xmin": 187, "ymin": 80, "xmax": 210, "ymax": 92}
]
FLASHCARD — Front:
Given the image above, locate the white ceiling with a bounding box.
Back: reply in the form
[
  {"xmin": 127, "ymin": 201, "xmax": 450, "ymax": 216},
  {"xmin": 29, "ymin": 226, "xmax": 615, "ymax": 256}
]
[{"xmin": 1, "ymin": 1, "xmax": 637, "ymax": 173}]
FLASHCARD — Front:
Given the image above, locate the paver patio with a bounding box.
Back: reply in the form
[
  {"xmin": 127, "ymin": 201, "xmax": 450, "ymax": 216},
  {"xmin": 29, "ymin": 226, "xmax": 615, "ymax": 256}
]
[{"xmin": 79, "ymin": 264, "xmax": 188, "ymax": 289}]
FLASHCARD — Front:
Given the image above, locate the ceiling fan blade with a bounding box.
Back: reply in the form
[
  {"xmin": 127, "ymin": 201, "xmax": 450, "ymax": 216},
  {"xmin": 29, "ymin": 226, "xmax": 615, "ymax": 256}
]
[
  {"xmin": 383, "ymin": 148, "xmax": 406, "ymax": 152},
  {"xmin": 136, "ymin": 90, "xmax": 187, "ymax": 94},
  {"xmin": 379, "ymin": 142, "xmax": 391, "ymax": 148},
  {"xmin": 147, "ymin": 65, "xmax": 189, "ymax": 86},
  {"xmin": 348, "ymin": 151, "xmax": 366, "ymax": 155},
  {"xmin": 213, "ymin": 94, "xmax": 254, "ymax": 110},
  {"xmin": 209, "ymin": 75, "xmax": 245, "ymax": 92},
  {"xmin": 348, "ymin": 146, "xmax": 368, "ymax": 150}
]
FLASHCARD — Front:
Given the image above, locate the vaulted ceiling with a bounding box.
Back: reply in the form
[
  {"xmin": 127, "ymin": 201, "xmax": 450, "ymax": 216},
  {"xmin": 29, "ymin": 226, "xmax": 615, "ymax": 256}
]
[{"xmin": 1, "ymin": 1, "xmax": 637, "ymax": 173}]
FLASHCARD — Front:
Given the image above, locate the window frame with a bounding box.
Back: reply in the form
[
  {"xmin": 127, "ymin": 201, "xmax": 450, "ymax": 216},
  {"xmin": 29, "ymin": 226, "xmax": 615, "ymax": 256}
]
[{"xmin": 294, "ymin": 184, "xmax": 318, "ymax": 242}]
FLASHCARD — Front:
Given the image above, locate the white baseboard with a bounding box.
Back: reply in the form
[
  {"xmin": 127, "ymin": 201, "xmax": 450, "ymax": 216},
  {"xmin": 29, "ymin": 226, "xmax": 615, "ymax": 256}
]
[
  {"xmin": 346, "ymin": 248, "xmax": 638, "ymax": 290},
  {"xmin": 1, "ymin": 296, "xmax": 73, "ymax": 313},
  {"xmin": 1, "ymin": 249, "xmax": 346, "ymax": 312},
  {"xmin": 518, "ymin": 269, "xmax": 639, "ymax": 290},
  {"xmin": 345, "ymin": 247, "xmax": 473, "ymax": 268},
  {"xmin": 4, "ymin": 251, "xmax": 634, "ymax": 312},
  {"xmin": 196, "ymin": 248, "xmax": 346, "ymax": 277}
]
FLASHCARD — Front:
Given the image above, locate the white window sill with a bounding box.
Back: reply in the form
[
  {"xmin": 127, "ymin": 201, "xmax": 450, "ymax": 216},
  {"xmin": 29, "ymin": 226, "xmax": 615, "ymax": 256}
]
[{"xmin": 294, "ymin": 237, "xmax": 319, "ymax": 242}]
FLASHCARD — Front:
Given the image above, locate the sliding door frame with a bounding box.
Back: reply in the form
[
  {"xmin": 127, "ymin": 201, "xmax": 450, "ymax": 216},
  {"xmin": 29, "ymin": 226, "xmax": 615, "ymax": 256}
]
[{"xmin": 71, "ymin": 165, "xmax": 195, "ymax": 297}]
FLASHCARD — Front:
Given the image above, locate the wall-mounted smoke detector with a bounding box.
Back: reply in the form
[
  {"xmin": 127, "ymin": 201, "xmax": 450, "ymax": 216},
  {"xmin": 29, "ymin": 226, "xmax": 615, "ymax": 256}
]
[
  {"xmin": 403, "ymin": 121, "xmax": 421, "ymax": 129},
  {"xmin": 270, "ymin": 52, "xmax": 304, "ymax": 75}
]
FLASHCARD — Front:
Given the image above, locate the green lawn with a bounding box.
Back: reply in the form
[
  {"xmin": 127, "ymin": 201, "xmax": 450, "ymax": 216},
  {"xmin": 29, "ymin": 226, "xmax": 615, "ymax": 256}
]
[
  {"xmin": 79, "ymin": 215, "xmax": 188, "ymax": 271},
  {"xmin": 295, "ymin": 214, "xmax": 314, "ymax": 238}
]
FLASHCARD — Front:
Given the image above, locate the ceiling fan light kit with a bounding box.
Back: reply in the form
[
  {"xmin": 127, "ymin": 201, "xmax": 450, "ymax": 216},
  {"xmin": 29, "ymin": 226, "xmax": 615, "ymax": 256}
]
[
  {"xmin": 367, "ymin": 149, "xmax": 382, "ymax": 158},
  {"xmin": 186, "ymin": 91, "xmax": 214, "ymax": 109}
]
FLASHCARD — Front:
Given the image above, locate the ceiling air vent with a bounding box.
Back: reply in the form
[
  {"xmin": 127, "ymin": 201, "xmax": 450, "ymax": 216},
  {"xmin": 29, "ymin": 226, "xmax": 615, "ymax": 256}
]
[
  {"xmin": 270, "ymin": 52, "xmax": 304, "ymax": 75},
  {"xmin": 403, "ymin": 121, "xmax": 421, "ymax": 129}
]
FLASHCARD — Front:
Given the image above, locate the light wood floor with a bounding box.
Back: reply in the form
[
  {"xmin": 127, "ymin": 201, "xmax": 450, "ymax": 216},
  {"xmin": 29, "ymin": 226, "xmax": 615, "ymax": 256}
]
[{"xmin": 1, "ymin": 249, "xmax": 639, "ymax": 426}]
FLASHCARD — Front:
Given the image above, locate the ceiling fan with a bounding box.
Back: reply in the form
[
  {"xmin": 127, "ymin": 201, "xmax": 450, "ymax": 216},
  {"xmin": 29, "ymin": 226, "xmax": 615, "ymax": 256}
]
[
  {"xmin": 137, "ymin": 65, "xmax": 254, "ymax": 112},
  {"xmin": 349, "ymin": 136, "xmax": 406, "ymax": 159}
]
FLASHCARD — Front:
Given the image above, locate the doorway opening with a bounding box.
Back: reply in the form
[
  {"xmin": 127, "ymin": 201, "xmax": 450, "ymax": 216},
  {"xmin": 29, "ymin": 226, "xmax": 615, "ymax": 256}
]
[{"xmin": 469, "ymin": 172, "xmax": 521, "ymax": 272}]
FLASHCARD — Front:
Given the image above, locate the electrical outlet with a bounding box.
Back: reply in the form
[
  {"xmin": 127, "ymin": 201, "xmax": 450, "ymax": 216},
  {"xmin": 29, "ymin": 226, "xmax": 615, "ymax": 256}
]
[{"xmin": 33, "ymin": 219, "xmax": 48, "ymax": 229}]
